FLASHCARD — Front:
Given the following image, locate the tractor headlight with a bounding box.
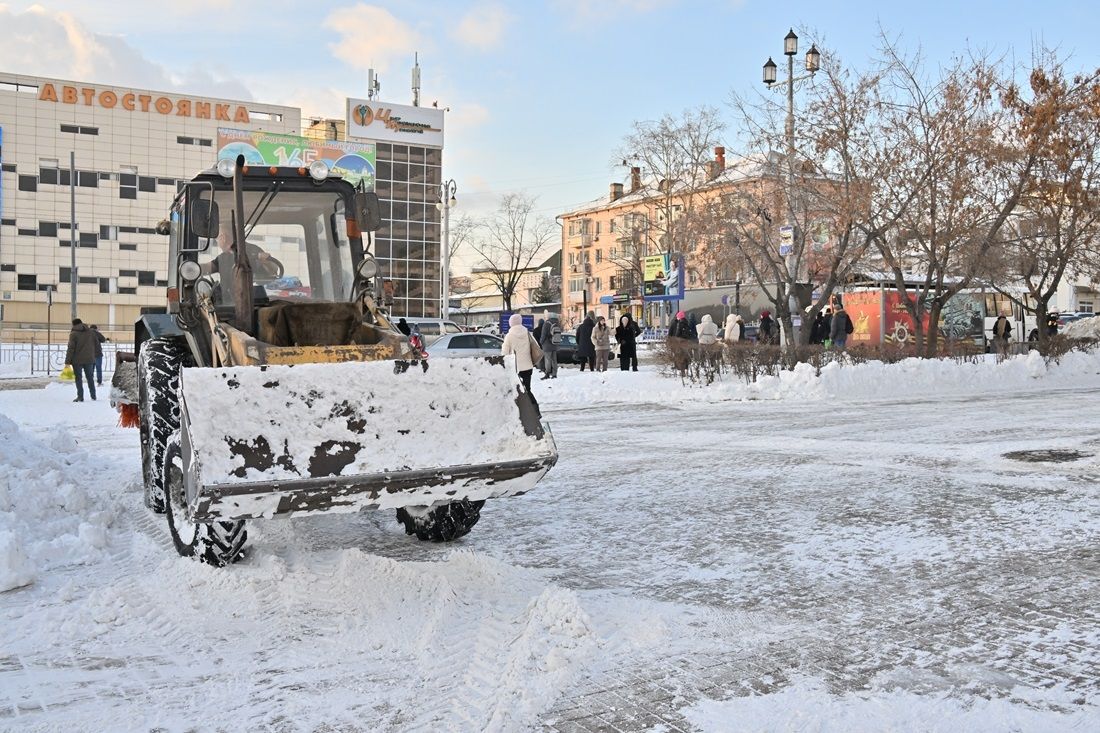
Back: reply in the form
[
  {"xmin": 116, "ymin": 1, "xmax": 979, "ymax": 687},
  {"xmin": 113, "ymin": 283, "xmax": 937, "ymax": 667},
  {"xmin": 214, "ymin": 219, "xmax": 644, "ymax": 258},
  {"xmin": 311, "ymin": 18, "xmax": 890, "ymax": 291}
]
[
  {"xmin": 357, "ymin": 256, "xmax": 379, "ymax": 280},
  {"xmin": 216, "ymin": 158, "xmax": 236, "ymax": 178},
  {"xmin": 308, "ymin": 160, "xmax": 329, "ymax": 181},
  {"xmin": 179, "ymin": 260, "xmax": 202, "ymax": 282}
]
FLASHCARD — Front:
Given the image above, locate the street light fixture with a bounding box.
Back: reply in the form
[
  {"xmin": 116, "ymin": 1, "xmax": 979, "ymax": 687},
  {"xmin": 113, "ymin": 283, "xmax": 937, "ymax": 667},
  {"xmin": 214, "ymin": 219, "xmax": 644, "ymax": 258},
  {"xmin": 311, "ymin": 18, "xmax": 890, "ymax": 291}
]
[
  {"xmin": 436, "ymin": 179, "xmax": 457, "ymax": 319},
  {"xmin": 762, "ymin": 27, "xmax": 820, "ymax": 346}
]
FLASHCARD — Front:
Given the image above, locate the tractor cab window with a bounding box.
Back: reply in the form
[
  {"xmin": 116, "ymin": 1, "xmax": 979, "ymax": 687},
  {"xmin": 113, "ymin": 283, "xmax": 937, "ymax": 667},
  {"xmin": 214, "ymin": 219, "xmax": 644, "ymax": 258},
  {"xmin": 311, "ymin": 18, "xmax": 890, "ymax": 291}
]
[{"xmin": 193, "ymin": 188, "xmax": 355, "ymax": 304}]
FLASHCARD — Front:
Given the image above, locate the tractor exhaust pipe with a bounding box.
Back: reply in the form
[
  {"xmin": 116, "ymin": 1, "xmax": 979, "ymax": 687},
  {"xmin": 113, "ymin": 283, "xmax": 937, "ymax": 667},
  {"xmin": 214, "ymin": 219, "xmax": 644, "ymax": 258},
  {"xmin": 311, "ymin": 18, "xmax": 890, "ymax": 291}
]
[{"xmin": 231, "ymin": 154, "xmax": 254, "ymax": 334}]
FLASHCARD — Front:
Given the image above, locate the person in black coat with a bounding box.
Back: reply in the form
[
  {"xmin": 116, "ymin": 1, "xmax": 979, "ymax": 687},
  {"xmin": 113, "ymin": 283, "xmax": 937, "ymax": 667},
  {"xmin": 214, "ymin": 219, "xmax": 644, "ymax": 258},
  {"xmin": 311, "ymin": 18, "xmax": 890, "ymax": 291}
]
[
  {"xmin": 808, "ymin": 312, "xmax": 827, "ymax": 345},
  {"xmin": 576, "ymin": 311, "xmax": 597, "ymax": 372},
  {"xmin": 758, "ymin": 310, "xmax": 776, "ymax": 344},
  {"xmin": 615, "ymin": 313, "xmax": 642, "ymax": 371},
  {"xmin": 396, "ymin": 318, "xmax": 411, "ymax": 336}
]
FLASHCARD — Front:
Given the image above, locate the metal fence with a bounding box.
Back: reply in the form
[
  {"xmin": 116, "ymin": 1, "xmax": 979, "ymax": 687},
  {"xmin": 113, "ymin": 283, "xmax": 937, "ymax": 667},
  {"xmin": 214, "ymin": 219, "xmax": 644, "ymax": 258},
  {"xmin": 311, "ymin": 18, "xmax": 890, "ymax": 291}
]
[{"xmin": 0, "ymin": 342, "xmax": 134, "ymax": 377}]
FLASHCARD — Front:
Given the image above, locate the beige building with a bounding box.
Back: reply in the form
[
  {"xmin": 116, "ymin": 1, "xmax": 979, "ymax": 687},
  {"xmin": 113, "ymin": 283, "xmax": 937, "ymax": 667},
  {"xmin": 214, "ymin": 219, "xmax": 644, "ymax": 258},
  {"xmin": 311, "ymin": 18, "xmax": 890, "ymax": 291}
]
[{"xmin": 0, "ymin": 72, "xmax": 298, "ymax": 335}]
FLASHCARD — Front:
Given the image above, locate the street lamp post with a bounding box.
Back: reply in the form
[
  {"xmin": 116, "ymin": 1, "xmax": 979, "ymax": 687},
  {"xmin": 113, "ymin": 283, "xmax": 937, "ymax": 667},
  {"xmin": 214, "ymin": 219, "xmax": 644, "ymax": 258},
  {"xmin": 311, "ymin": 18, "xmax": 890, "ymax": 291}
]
[
  {"xmin": 763, "ymin": 29, "xmax": 819, "ymax": 346},
  {"xmin": 435, "ymin": 179, "xmax": 457, "ymax": 319}
]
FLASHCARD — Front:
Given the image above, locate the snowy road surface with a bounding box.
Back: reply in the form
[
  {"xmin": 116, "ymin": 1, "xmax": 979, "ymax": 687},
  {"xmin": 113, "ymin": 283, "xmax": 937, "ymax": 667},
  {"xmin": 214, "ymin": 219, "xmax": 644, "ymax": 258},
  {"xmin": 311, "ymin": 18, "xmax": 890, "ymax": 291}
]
[{"xmin": 2, "ymin": 353, "xmax": 1100, "ymax": 732}]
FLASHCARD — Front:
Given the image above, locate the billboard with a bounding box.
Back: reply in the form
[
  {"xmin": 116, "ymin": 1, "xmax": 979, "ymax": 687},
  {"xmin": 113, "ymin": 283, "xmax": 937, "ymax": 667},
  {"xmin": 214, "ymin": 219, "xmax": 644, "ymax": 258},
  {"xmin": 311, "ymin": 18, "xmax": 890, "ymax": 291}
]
[
  {"xmin": 642, "ymin": 253, "xmax": 685, "ymax": 302},
  {"xmin": 346, "ymin": 99, "xmax": 444, "ymax": 148},
  {"xmin": 844, "ymin": 289, "xmax": 931, "ymax": 346},
  {"xmin": 216, "ymin": 128, "xmax": 376, "ymax": 189}
]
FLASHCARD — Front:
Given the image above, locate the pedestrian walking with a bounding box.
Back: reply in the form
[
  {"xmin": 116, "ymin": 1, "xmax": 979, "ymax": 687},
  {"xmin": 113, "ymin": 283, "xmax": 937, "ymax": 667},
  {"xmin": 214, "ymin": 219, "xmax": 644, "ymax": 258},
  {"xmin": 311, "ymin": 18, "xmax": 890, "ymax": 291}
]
[
  {"xmin": 533, "ymin": 318, "xmax": 547, "ymax": 374},
  {"xmin": 758, "ymin": 310, "xmax": 776, "ymax": 344},
  {"xmin": 829, "ymin": 304, "xmax": 853, "ymax": 350},
  {"xmin": 576, "ymin": 310, "xmax": 597, "ymax": 372},
  {"xmin": 615, "ymin": 313, "xmax": 641, "ymax": 371},
  {"xmin": 991, "ymin": 315, "xmax": 1012, "ymax": 357},
  {"xmin": 591, "ymin": 316, "xmax": 611, "ymax": 371},
  {"xmin": 668, "ymin": 310, "xmax": 693, "ymax": 372},
  {"xmin": 501, "ymin": 313, "xmax": 540, "ymax": 411},
  {"xmin": 539, "ymin": 318, "xmax": 562, "ymax": 379},
  {"xmin": 64, "ymin": 318, "xmax": 99, "ymax": 402},
  {"xmin": 90, "ymin": 324, "xmax": 108, "ymax": 386},
  {"xmin": 723, "ymin": 314, "xmax": 740, "ymax": 345},
  {"xmin": 809, "ymin": 311, "xmax": 828, "ymax": 345}
]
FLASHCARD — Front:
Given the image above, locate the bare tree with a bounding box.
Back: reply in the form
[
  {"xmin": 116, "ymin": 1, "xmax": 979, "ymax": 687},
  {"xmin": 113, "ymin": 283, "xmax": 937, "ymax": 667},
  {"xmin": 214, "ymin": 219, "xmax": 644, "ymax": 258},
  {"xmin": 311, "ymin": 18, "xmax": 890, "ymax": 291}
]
[
  {"xmin": 990, "ymin": 56, "xmax": 1100, "ymax": 342},
  {"xmin": 447, "ymin": 213, "xmax": 477, "ymax": 263},
  {"xmin": 468, "ymin": 193, "xmax": 556, "ymax": 312},
  {"xmin": 615, "ymin": 106, "xmax": 727, "ymax": 259}
]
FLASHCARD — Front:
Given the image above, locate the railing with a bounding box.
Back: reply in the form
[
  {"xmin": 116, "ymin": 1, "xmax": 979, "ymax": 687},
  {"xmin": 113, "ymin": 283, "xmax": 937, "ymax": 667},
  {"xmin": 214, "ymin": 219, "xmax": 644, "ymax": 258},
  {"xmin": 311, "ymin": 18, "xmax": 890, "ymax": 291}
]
[{"xmin": 0, "ymin": 341, "xmax": 134, "ymax": 377}]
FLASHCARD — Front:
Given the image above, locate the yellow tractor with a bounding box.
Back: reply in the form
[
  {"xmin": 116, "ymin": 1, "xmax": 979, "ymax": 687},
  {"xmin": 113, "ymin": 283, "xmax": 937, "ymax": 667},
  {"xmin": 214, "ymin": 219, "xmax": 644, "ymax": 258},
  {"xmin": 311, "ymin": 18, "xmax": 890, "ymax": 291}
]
[{"xmin": 114, "ymin": 156, "xmax": 557, "ymax": 565}]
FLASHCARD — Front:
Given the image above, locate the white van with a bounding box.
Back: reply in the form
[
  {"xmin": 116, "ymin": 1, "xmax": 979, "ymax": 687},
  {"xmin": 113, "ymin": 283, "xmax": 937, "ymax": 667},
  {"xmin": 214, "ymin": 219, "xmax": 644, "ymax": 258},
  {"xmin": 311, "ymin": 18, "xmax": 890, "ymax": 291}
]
[{"xmin": 398, "ymin": 318, "xmax": 464, "ymax": 346}]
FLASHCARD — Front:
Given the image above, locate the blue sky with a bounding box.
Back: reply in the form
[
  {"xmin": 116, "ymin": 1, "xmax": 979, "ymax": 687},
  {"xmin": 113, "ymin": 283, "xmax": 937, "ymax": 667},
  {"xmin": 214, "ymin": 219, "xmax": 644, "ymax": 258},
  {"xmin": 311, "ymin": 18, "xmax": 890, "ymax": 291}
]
[{"xmin": 2, "ymin": 0, "xmax": 1097, "ymax": 224}]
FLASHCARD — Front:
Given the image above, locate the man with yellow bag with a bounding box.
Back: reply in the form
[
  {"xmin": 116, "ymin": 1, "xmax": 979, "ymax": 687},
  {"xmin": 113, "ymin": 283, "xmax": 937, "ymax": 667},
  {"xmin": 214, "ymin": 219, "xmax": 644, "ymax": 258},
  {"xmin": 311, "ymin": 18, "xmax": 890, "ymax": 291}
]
[{"xmin": 64, "ymin": 318, "xmax": 99, "ymax": 402}]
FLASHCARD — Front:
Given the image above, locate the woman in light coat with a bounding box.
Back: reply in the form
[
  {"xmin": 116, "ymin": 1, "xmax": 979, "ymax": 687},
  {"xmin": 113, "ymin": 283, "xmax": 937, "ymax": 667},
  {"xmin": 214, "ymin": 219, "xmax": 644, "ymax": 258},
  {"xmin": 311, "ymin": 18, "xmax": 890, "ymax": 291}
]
[
  {"xmin": 501, "ymin": 313, "xmax": 539, "ymax": 404},
  {"xmin": 723, "ymin": 314, "xmax": 740, "ymax": 344},
  {"xmin": 591, "ymin": 316, "xmax": 612, "ymax": 371}
]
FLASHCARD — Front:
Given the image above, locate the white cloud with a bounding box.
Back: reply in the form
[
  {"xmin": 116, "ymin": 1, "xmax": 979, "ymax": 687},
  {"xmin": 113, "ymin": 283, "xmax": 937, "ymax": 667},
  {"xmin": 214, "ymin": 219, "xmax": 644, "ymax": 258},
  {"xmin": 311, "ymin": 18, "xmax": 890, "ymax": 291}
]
[
  {"xmin": 451, "ymin": 4, "xmax": 512, "ymax": 51},
  {"xmin": 553, "ymin": 0, "xmax": 678, "ymax": 23},
  {"xmin": 323, "ymin": 4, "xmax": 421, "ymax": 73},
  {"xmin": 0, "ymin": 4, "xmax": 252, "ymax": 99},
  {"xmin": 447, "ymin": 101, "xmax": 490, "ymax": 134}
]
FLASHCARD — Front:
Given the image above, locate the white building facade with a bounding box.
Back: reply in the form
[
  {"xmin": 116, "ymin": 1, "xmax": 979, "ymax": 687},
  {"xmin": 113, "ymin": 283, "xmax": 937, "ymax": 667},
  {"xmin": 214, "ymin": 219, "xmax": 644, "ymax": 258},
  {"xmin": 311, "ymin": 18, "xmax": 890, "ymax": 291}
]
[{"xmin": 0, "ymin": 72, "xmax": 298, "ymax": 334}]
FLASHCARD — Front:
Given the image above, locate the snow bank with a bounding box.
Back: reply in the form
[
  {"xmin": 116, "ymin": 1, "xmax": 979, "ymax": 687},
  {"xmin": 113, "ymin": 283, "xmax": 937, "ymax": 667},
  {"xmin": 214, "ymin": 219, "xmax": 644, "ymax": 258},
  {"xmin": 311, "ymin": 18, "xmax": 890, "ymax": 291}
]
[
  {"xmin": 0, "ymin": 412, "xmax": 115, "ymax": 591},
  {"xmin": 1063, "ymin": 316, "xmax": 1100, "ymax": 339},
  {"xmin": 537, "ymin": 350, "xmax": 1100, "ymax": 408},
  {"xmin": 681, "ymin": 678, "xmax": 1096, "ymax": 732}
]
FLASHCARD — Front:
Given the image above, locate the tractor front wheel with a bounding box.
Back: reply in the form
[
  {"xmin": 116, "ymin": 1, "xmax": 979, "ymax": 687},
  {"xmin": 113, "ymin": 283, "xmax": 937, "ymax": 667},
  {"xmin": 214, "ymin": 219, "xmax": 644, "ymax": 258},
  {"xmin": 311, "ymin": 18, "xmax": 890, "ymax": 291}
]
[{"xmin": 164, "ymin": 434, "xmax": 248, "ymax": 566}]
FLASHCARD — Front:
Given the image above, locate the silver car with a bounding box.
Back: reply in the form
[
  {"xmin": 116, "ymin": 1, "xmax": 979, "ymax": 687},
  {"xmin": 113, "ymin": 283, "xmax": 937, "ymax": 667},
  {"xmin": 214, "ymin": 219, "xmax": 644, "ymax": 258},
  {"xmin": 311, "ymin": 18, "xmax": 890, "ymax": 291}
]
[{"xmin": 425, "ymin": 332, "xmax": 505, "ymax": 359}]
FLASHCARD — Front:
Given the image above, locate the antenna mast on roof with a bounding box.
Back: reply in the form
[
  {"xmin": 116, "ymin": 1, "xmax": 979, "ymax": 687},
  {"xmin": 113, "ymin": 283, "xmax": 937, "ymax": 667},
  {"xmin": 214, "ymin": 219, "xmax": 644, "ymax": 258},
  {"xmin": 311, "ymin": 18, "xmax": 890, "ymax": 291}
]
[
  {"xmin": 411, "ymin": 52, "xmax": 421, "ymax": 107},
  {"xmin": 367, "ymin": 69, "xmax": 381, "ymax": 100}
]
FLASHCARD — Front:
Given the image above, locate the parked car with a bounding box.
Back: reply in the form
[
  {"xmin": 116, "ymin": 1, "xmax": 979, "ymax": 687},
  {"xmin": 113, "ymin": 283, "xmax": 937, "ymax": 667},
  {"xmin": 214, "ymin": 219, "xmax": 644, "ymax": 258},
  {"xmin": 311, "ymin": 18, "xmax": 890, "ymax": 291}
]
[
  {"xmin": 425, "ymin": 332, "xmax": 505, "ymax": 359},
  {"xmin": 555, "ymin": 332, "xmax": 580, "ymax": 364},
  {"xmin": 398, "ymin": 318, "xmax": 464, "ymax": 346}
]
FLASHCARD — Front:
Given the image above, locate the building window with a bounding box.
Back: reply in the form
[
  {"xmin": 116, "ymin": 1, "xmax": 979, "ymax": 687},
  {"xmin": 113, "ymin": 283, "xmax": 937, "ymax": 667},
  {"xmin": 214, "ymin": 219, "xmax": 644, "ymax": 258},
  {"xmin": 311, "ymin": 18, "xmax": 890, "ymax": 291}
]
[
  {"xmin": 17, "ymin": 274, "xmax": 36, "ymax": 291},
  {"xmin": 1080, "ymin": 301, "xmax": 1094, "ymax": 314},
  {"xmin": 98, "ymin": 278, "xmax": 112, "ymax": 294},
  {"xmin": 138, "ymin": 271, "xmax": 156, "ymax": 286},
  {"xmin": 177, "ymin": 136, "xmax": 194, "ymax": 145},
  {"xmin": 118, "ymin": 287, "xmax": 137, "ymax": 295},
  {"xmin": 59, "ymin": 267, "xmax": 72, "ymax": 282},
  {"xmin": 40, "ymin": 168, "xmax": 58, "ymax": 184},
  {"xmin": 138, "ymin": 177, "xmax": 156, "ymax": 193},
  {"xmin": 77, "ymin": 171, "xmax": 98, "ymax": 188},
  {"xmin": 60, "ymin": 124, "xmax": 98, "ymax": 135},
  {"xmin": 119, "ymin": 243, "xmax": 138, "ymax": 251},
  {"xmin": 100, "ymin": 225, "xmax": 119, "ymax": 240},
  {"xmin": 610, "ymin": 275, "xmax": 617, "ymax": 290},
  {"xmin": 79, "ymin": 232, "xmax": 98, "ymax": 248},
  {"xmin": 17, "ymin": 227, "xmax": 36, "ymax": 236},
  {"xmin": 17, "ymin": 175, "xmax": 36, "ymax": 192},
  {"xmin": 0, "ymin": 218, "xmax": 13, "ymax": 226},
  {"xmin": 596, "ymin": 249, "xmax": 603, "ymax": 263},
  {"xmin": 1, "ymin": 164, "xmax": 15, "ymax": 173},
  {"xmin": 120, "ymin": 186, "xmax": 137, "ymax": 200}
]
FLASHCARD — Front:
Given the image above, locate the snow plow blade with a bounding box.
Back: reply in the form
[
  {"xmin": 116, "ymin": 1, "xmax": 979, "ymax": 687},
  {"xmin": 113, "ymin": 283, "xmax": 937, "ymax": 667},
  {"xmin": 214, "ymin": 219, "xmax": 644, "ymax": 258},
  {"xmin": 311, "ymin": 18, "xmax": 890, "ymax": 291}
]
[{"xmin": 176, "ymin": 358, "xmax": 557, "ymax": 523}]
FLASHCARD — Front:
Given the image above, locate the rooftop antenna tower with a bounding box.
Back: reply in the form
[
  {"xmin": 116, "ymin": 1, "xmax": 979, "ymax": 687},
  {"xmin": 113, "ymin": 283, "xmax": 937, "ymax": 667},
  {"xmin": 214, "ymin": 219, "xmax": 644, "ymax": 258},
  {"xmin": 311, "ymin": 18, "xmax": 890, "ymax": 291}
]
[
  {"xmin": 412, "ymin": 52, "xmax": 421, "ymax": 107},
  {"xmin": 367, "ymin": 68, "xmax": 381, "ymax": 100}
]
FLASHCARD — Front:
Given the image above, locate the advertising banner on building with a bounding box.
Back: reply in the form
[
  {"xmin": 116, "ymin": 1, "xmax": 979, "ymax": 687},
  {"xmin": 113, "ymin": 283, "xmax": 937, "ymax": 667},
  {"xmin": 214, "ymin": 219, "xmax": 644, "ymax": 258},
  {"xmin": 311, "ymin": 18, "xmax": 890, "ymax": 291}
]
[
  {"xmin": 216, "ymin": 128, "xmax": 376, "ymax": 189},
  {"xmin": 843, "ymin": 289, "xmax": 931, "ymax": 346},
  {"xmin": 642, "ymin": 253, "xmax": 685, "ymax": 302},
  {"xmin": 346, "ymin": 99, "xmax": 444, "ymax": 148}
]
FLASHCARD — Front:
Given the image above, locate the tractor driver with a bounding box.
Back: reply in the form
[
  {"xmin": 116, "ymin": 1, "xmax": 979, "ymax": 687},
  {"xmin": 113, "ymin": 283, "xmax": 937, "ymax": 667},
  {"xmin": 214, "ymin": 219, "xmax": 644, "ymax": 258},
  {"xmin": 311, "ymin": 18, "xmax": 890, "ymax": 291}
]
[{"xmin": 200, "ymin": 229, "xmax": 279, "ymax": 303}]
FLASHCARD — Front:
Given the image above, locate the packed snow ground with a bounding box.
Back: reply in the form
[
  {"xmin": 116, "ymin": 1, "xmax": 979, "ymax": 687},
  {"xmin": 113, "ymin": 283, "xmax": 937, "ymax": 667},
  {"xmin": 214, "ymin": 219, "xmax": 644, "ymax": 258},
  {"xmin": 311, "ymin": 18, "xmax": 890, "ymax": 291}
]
[{"xmin": 2, "ymin": 351, "xmax": 1100, "ymax": 731}]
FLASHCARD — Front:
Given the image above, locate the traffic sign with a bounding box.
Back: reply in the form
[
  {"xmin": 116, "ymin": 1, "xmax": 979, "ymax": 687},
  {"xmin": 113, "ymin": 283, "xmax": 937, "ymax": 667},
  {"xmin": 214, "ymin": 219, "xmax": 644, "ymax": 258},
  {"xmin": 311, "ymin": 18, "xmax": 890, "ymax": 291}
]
[{"xmin": 721, "ymin": 295, "xmax": 729, "ymax": 305}]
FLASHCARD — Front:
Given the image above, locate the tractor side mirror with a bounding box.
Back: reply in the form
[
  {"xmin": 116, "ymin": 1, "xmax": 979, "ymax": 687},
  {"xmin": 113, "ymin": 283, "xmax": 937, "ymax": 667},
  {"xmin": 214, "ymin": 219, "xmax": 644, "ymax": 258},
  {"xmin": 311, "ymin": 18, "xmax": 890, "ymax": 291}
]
[
  {"xmin": 191, "ymin": 199, "xmax": 220, "ymax": 238},
  {"xmin": 352, "ymin": 192, "xmax": 382, "ymax": 233}
]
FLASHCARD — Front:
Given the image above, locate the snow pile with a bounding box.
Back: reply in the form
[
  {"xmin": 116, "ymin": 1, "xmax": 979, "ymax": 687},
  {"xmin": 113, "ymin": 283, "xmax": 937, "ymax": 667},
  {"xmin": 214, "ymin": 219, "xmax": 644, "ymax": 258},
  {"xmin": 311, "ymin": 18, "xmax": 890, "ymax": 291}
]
[
  {"xmin": 681, "ymin": 678, "xmax": 1097, "ymax": 732},
  {"xmin": 182, "ymin": 357, "xmax": 549, "ymax": 486},
  {"xmin": 1063, "ymin": 316, "xmax": 1100, "ymax": 339},
  {"xmin": 537, "ymin": 349, "xmax": 1100, "ymax": 407},
  {"xmin": 0, "ymin": 412, "xmax": 115, "ymax": 591}
]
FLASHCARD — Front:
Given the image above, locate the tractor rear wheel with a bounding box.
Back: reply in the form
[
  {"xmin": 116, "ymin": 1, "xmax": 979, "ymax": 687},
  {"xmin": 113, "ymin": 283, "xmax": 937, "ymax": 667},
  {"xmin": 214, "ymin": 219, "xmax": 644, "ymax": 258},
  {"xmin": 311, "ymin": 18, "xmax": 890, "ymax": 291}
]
[
  {"xmin": 138, "ymin": 338, "xmax": 191, "ymax": 513},
  {"xmin": 396, "ymin": 500, "xmax": 485, "ymax": 542},
  {"xmin": 164, "ymin": 434, "xmax": 248, "ymax": 566}
]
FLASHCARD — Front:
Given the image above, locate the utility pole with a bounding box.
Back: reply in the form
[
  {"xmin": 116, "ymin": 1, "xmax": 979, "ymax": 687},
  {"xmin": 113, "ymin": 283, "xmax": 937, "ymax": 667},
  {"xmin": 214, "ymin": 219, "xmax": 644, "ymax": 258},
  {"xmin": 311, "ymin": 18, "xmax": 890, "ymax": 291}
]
[
  {"xmin": 69, "ymin": 151, "xmax": 77, "ymax": 320},
  {"xmin": 436, "ymin": 179, "xmax": 457, "ymax": 319}
]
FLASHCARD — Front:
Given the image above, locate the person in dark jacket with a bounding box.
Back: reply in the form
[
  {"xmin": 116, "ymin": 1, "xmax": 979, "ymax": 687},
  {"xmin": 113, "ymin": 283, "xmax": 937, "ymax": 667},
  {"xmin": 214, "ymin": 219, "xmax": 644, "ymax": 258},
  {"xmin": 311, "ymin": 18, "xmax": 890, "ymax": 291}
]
[
  {"xmin": 991, "ymin": 315, "xmax": 1012, "ymax": 356},
  {"xmin": 615, "ymin": 313, "xmax": 641, "ymax": 371},
  {"xmin": 533, "ymin": 318, "xmax": 546, "ymax": 374},
  {"xmin": 576, "ymin": 311, "xmax": 597, "ymax": 372},
  {"xmin": 758, "ymin": 310, "xmax": 776, "ymax": 344},
  {"xmin": 829, "ymin": 304, "xmax": 853, "ymax": 349},
  {"xmin": 90, "ymin": 325, "xmax": 108, "ymax": 385},
  {"xmin": 668, "ymin": 310, "xmax": 693, "ymax": 372},
  {"xmin": 64, "ymin": 318, "xmax": 99, "ymax": 402},
  {"xmin": 809, "ymin": 311, "xmax": 827, "ymax": 345},
  {"xmin": 396, "ymin": 318, "xmax": 411, "ymax": 336},
  {"xmin": 539, "ymin": 318, "xmax": 561, "ymax": 379}
]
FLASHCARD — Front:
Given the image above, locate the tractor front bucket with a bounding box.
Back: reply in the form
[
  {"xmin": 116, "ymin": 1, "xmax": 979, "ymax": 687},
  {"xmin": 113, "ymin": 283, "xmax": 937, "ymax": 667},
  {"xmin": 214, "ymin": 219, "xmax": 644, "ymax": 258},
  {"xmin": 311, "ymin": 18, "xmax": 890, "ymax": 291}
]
[{"xmin": 175, "ymin": 357, "xmax": 557, "ymax": 522}]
